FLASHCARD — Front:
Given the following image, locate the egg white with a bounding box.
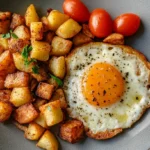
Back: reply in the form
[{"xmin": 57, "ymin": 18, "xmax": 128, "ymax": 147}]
[{"xmin": 63, "ymin": 42, "xmax": 150, "ymax": 134}]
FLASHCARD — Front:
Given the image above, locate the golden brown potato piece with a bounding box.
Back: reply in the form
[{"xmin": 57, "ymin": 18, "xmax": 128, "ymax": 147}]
[
  {"xmin": 4, "ymin": 72, "xmax": 30, "ymax": 89},
  {"xmin": 41, "ymin": 16, "xmax": 50, "ymax": 32},
  {"xmin": 13, "ymin": 120, "xmax": 27, "ymax": 131},
  {"xmin": 0, "ymin": 101, "xmax": 12, "ymax": 122},
  {"xmin": 47, "ymin": 10, "xmax": 69, "ymax": 31},
  {"xmin": 8, "ymin": 38, "xmax": 30, "ymax": 53},
  {"xmin": 37, "ymin": 130, "xmax": 58, "ymax": 150},
  {"xmin": 73, "ymin": 33, "xmax": 92, "ymax": 46},
  {"xmin": 10, "ymin": 13, "xmax": 25, "ymax": 30},
  {"xmin": 49, "ymin": 56, "xmax": 66, "ymax": 79},
  {"xmin": 56, "ymin": 19, "xmax": 82, "ymax": 39},
  {"xmin": 25, "ymin": 4, "xmax": 39, "ymax": 27},
  {"xmin": 0, "ymin": 76, "xmax": 5, "ymax": 90},
  {"xmin": 30, "ymin": 22, "xmax": 43, "ymax": 40},
  {"xmin": 36, "ymin": 82, "xmax": 54, "ymax": 100},
  {"xmin": 0, "ymin": 90, "xmax": 11, "ymax": 102},
  {"xmin": 13, "ymin": 52, "xmax": 35, "ymax": 73},
  {"xmin": 0, "ymin": 35, "xmax": 8, "ymax": 50},
  {"xmin": 10, "ymin": 87, "xmax": 32, "ymax": 107},
  {"xmin": 0, "ymin": 45, "xmax": 4, "ymax": 55},
  {"xmin": 45, "ymin": 31, "xmax": 55, "ymax": 44},
  {"xmin": 35, "ymin": 112, "xmax": 48, "ymax": 129},
  {"xmin": 103, "ymin": 33, "xmax": 124, "ymax": 45},
  {"xmin": 33, "ymin": 99, "xmax": 47, "ymax": 110},
  {"xmin": 60, "ymin": 120, "xmax": 84, "ymax": 143},
  {"xmin": 30, "ymin": 40, "xmax": 51, "ymax": 61},
  {"xmin": 24, "ymin": 122, "xmax": 45, "ymax": 140},
  {"xmin": 14, "ymin": 103, "xmax": 38, "ymax": 124},
  {"xmin": 31, "ymin": 67, "xmax": 47, "ymax": 82},
  {"xmin": 51, "ymin": 89, "xmax": 67, "ymax": 109},
  {"xmin": 82, "ymin": 24, "xmax": 94, "ymax": 39},
  {"xmin": 47, "ymin": 78, "xmax": 59, "ymax": 90},
  {"xmin": 13, "ymin": 25, "xmax": 30, "ymax": 40},
  {"xmin": 0, "ymin": 12, "xmax": 11, "ymax": 34},
  {"xmin": 51, "ymin": 36, "xmax": 72, "ymax": 56},
  {"xmin": 30, "ymin": 78, "xmax": 38, "ymax": 91},
  {"xmin": 39, "ymin": 100, "xmax": 63, "ymax": 127},
  {"xmin": 0, "ymin": 50, "xmax": 16, "ymax": 75}
]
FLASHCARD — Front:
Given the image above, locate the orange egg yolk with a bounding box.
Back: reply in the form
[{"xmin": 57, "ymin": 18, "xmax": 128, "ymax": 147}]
[{"xmin": 82, "ymin": 63, "xmax": 125, "ymax": 107}]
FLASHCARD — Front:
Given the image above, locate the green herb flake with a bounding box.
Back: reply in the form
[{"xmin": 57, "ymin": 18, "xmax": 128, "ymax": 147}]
[
  {"xmin": 25, "ymin": 58, "xmax": 37, "ymax": 66},
  {"xmin": 22, "ymin": 45, "xmax": 32, "ymax": 59},
  {"xmin": 32, "ymin": 65, "xmax": 39, "ymax": 74},
  {"xmin": 2, "ymin": 33, "xmax": 11, "ymax": 39},
  {"xmin": 21, "ymin": 45, "xmax": 33, "ymax": 66},
  {"xmin": 11, "ymin": 32, "xmax": 18, "ymax": 39},
  {"xmin": 2, "ymin": 30, "xmax": 18, "ymax": 39},
  {"xmin": 49, "ymin": 74, "xmax": 63, "ymax": 87}
]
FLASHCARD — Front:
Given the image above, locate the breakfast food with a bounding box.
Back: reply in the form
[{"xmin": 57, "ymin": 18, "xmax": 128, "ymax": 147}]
[
  {"xmin": 63, "ymin": 42, "xmax": 150, "ymax": 139},
  {"xmin": 0, "ymin": 0, "xmax": 145, "ymax": 149}
]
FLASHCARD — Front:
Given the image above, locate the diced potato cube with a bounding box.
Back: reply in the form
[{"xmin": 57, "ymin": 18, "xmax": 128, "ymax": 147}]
[
  {"xmin": 35, "ymin": 112, "xmax": 48, "ymax": 128},
  {"xmin": 0, "ymin": 90, "xmax": 11, "ymax": 102},
  {"xmin": 13, "ymin": 25, "xmax": 31, "ymax": 40},
  {"xmin": 103, "ymin": 33, "xmax": 124, "ymax": 45},
  {"xmin": 33, "ymin": 99, "xmax": 47, "ymax": 110},
  {"xmin": 51, "ymin": 89, "xmax": 67, "ymax": 109},
  {"xmin": 56, "ymin": 19, "xmax": 82, "ymax": 39},
  {"xmin": 10, "ymin": 13, "xmax": 25, "ymax": 30},
  {"xmin": 0, "ymin": 76, "xmax": 5, "ymax": 90},
  {"xmin": 49, "ymin": 56, "xmax": 66, "ymax": 79},
  {"xmin": 45, "ymin": 31, "xmax": 55, "ymax": 44},
  {"xmin": 30, "ymin": 22, "xmax": 43, "ymax": 40},
  {"xmin": 31, "ymin": 67, "xmax": 47, "ymax": 82},
  {"xmin": 14, "ymin": 103, "xmax": 39, "ymax": 124},
  {"xmin": 30, "ymin": 41, "xmax": 51, "ymax": 61},
  {"xmin": 82, "ymin": 24, "xmax": 94, "ymax": 39},
  {"xmin": 0, "ymin": 45, "xmax": 3, "ymax": 55},
  {"xmin": 25, "ymin": 4, "xmax": 39, "ymax": 27},
  {"xmin": 24, "ymin": 122, "xmax": 45, "ymax": 140},
  {"xmin": 0, "ymin": 12, "xmax": 11, "ymax": 34},
  {"xmin": 0, "ymin": 50, "xmax": 12, "ymax": 71},
  {"xmin": 36, "ymin": 82, "xmax": 54, "ymax": 100},
  {"xmin": 4, "ymin": 72, "xmax": 30, "ymax": 88},
  {"xmin": 51, "ymin": 36, "xmax": 72, "ymax": 56},
  {"xmin": 10, "ymin": 87, "xmax": 32, "ymax": 107},
  {"xmin": 41, "ymin": 16, "xmax": 50, "ymax": 32},
  {"xmin": 39, "ymin": 100, "xmax": 63, "ymax": 126},
  {"xmin": 0, "ymin": 101, "xmax": 12, "ymax": 122},
  {"xmin": 60, "ymin": 120, "xmax": 84, "ymax": 143},
  {"xmin": 47, "ymin": 10, "xmax": 69, "ymax": 31},
  {"xmin": 30, "ymin": 78, "xmax": 38, "ymax": 91},
  {"xmin": 0, "ymin": 34, "xmax": 8, "ymax": 50},
  {"xmin": 73, "ymin": 32, "xmax": 92, "ymax": 46},
  {"xmin": 13, "ymin": 52, "xmax": 35, "ymax": 73},
  {"xmin": 0, "ymin": 50, "xmax": 16, "ymax": 75},
  {"xmin": 37, "ymin": 130, "xmax": 58, "ymax": 150},
  {"xmin": 13, "ymin": 120, "xmax": 27, "ymax": 131},
  {"xmin": 8, "ymin": 38, "xmax": 30, "ymax": 53}
]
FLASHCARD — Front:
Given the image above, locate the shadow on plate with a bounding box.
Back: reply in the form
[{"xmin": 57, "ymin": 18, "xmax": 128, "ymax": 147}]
[{"xmin": 126, "ymin": 21, "xmax": 145, "ymax": 47}]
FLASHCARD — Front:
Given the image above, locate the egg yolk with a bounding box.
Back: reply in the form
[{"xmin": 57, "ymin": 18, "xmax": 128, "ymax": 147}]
[{"xmin": 82, "ymin": 63, "xmax": 124, "ymax": 107}]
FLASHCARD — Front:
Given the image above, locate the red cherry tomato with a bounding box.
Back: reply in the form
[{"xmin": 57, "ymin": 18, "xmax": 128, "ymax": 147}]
[
  {"xmin": 89, "ymin": 8, "xmax": 113, "ymax": 38},
  {"xmin": 113, "ymin": 13, "xmax": 141, "ymax": 36},
  {"xmin": 63, "ymin": 0, "xmax": 90, "ymax": 23}
]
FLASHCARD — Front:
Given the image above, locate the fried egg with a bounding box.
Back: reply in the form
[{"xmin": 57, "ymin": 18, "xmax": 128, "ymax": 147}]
[{"xmin": 63, "ymin": 42, "xmax": 150, "ymax": 139}]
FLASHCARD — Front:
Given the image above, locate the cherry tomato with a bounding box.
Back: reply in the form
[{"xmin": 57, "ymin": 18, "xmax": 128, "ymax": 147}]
[
  {"xmin": 113, "ymin": 13, "xmax": 140, "ymax": 36},
  {"xmin": 63, "ymin": 0, "xmax": 90, "ymax": 23},
  {"xmin": 89, "ymin": 8, "xmax": 113, "ymax": 38}
]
